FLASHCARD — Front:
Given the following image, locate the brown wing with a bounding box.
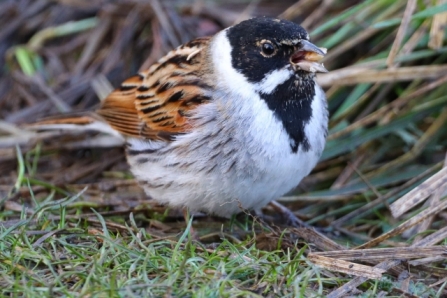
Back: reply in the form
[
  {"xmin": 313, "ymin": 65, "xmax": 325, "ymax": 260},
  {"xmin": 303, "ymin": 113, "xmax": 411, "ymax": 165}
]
[{"xmin": 97, "ymin": 37, "xmax": 213, "ymax": 141}]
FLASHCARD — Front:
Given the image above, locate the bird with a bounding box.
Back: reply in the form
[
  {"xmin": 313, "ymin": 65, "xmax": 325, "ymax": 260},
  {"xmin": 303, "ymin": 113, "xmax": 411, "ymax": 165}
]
[{"xmin": 33, "ymin": 17, "xmax": 329, "ymax": 226}]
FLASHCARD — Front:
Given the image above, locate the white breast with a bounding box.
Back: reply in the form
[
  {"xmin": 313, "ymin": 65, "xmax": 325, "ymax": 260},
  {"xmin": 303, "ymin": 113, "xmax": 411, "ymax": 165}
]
[{"xmin": 127, "ymin": 86, "xmax": 326, "ymax": 216}]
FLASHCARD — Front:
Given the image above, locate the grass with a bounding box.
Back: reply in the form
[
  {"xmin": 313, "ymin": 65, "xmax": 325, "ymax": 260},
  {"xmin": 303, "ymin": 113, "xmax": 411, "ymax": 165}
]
[
  {"xmin": 1, "ymin": 0, "xmax": 447, "ymax": 297},
  {"xmin": 0, "ymin": 199, "xmax": 329, "ymax": 297},
  {"xmin": 0, "ymin": 203, "xmax": 415, "ymax": 297}
]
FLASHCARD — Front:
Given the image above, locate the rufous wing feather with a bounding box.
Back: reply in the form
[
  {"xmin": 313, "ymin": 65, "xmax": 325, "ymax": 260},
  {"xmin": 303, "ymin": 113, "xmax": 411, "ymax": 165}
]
[{"xmin": 96, "ymin": 37, "xmax": 213, "ymax": 141}]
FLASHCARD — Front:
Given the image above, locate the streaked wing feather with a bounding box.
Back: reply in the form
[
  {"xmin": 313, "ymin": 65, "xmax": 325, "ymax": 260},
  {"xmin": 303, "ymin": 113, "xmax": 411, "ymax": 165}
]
[{"xmin": 96, "ymin": 37, "xmax": 212, "ymax": 141}]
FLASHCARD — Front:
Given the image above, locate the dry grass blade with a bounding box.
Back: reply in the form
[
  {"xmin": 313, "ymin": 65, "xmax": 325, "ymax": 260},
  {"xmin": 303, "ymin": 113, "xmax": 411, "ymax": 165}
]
[
  {"xmin": 328, "ymin": 226, "xmax": 447, "ymax": 297},
  {"xmin": 292, "ymin": 227, "xmax": 345, "ymax": 251},
  {"xmin": 357, "ymin": 198, "xmax": 447, "ymax": 249},
  {"xmin": 413, "ymin": 226, "xmax": 447, "ymax": 247},
  {"xmin": 313, "ymin": 246, "xmax": 447, "ymax": 261},
  {"xmin": 390, "ymin": 166, "xmax": 447, "ymax": 218},
  {"xmin": 429, "ymin": 0, "xmax": 447, "ymax": 49},
  {"xmin": 429, "ymin": 276, "xmax": 447, "ymax": 288},
  {"xmin": 307, "ymin": 254, "xmax": 385, "ymax": 279},
  {"xmin": 278, "ymin": 0, "xmax": 318, "ymax": 20},
  {"xmin": 369, "ymin": 108, "xmax": 447, "ymax": 176},
  {"xmin": 386, "ymin": 0, "xmax": 416, "ymax": 67},
  {"xmin": 408, "ymin": 256, "xmax": 446, "ymax": 266},
  {"xmin": 73, "ymin": 19, "xmax": 111, "ymax": 77},
  {"xmin": 413, "ymin": 155, "xmax": 447, "ymax": 241},
  {"xmin": 12, "ymin": 72, "xmax": 71, "ymax": 113},
  {"xmin": 327, "ymin": 74, "xmax": 447, "ymax": 141},
  {"xmin": 317, "ymin": 64, "xmax": 447, "ymax": 86},
  {"xmin": 323, "ymin": 27, "xmax": 381, "ymax": 63},
  {"xmin": 301, "ymin": 0, "xmax": 334, "ymax": 30},
  {"xmin": 331, "ymin": 162, "xmax": 443, "ymax": 227},
  {"xmin": 149, "ymin": 0, "xmax": 179, "ymax": 48}
]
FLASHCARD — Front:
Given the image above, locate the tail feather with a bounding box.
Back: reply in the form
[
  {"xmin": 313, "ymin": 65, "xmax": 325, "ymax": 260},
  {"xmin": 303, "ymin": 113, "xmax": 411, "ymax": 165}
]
[{"xmin": 27, "ymin": 112, "xmax": 124, "ymax": 140}]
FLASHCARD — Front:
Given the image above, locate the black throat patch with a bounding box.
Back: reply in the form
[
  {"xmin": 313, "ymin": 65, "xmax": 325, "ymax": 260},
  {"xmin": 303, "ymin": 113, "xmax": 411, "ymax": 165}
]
[
  {"xmin": 224, "ymin": 18, "xmax": 316, "ymax": 153},
  {"xmin": 259, "ymin": 75, "xmax": 315, "ymax": 153}
]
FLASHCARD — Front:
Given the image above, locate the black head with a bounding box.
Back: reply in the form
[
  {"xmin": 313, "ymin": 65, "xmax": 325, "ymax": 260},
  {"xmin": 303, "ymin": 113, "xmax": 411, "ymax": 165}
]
[
  {"xmin": 225, "ymin": 17, "xmax": 328, "ymax": 153},
  {"xmin": 226, "ymin": 17, "xmax": 326, "ymax": 83}
]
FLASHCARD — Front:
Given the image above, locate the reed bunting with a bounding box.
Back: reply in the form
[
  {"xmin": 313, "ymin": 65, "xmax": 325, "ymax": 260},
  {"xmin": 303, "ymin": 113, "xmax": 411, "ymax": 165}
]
[{"xmin": 35, "ymin": 17, "xmax": 329, "ymax": 224}]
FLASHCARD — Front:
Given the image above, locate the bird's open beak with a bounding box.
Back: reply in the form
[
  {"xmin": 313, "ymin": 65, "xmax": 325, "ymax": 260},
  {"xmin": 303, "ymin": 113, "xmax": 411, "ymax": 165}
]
[{"xmin": 290, "ymin": 40, "xmax": 328, "ymax": 73}]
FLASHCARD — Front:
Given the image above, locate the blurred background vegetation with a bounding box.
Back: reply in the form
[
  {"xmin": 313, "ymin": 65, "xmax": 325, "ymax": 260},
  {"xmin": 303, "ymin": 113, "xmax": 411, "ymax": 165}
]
[{"xmin": 0, "ymin": 0, "xmax": 446, "ymax": 297}]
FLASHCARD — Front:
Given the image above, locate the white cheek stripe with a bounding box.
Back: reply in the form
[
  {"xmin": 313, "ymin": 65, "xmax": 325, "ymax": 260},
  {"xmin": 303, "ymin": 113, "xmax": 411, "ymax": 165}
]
[
  {"xmin": 255, "ymin": 68, "xmax": 292, "ymax": 94},
  {"xmin": 211, "ymin": 30, "xmax": 256, "ymax": 98}
]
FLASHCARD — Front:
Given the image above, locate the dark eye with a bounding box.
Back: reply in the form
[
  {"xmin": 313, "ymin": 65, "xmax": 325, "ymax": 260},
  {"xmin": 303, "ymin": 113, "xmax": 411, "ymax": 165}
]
[{"xmin": 261, "ymin": 41, "xmax": 276, "ymax": 57}]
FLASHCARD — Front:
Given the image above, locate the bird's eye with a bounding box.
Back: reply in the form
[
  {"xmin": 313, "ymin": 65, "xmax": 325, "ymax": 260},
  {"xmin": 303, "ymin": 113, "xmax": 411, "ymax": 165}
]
[{"xmin": 260, "ymin": 41, "xmax": 276, "ymax": 57}]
